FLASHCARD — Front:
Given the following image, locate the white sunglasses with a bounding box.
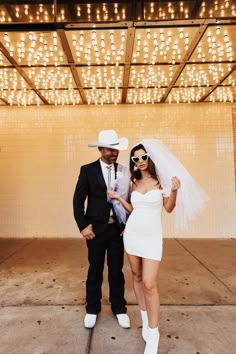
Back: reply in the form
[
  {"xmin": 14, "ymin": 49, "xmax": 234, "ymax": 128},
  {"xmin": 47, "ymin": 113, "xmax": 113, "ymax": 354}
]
[{"xmin": 131, "ymin": 153, "xmax": 149, "ymax": 164}]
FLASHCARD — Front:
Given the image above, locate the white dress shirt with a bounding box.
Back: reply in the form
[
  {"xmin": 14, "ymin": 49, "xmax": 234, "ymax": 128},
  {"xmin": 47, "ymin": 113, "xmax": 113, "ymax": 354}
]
[
  {"xmin": 100, "ymin": 159, "xmax": 115, "ymax": 188},
  {"xmin": 100, "ymin": 159, "xmax": 116, "ymax": 219}
]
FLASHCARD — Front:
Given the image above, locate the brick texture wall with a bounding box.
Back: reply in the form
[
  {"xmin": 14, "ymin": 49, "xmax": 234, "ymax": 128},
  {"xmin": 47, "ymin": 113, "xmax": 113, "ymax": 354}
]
[
  {"xmin": 0, "ymin": 103, "xmax": 235, "ymax": 238},
  {"xmin": 233, "ymin": 107, "xmax": 236, "ymax": 193}
]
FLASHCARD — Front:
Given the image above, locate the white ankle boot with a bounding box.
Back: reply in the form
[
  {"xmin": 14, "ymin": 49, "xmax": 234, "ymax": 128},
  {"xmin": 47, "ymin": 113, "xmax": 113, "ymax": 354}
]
[
  {"xmin": 140, "ymin": 310, "xmax": 148, "ymax": 341},
  {"xmin": 144, "ymin": 326, "xmax": 160, "ymax": 354}
]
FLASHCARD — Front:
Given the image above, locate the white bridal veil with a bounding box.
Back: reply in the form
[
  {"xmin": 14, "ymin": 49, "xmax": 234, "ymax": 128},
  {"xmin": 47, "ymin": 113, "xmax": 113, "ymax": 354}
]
[
  {"xmin": 112, "ymin": 138, "xmax": 208, "ymax": 231},
  {"xmin": 135, "ymin": 139, "xmax": 208, "ymax": 230}
]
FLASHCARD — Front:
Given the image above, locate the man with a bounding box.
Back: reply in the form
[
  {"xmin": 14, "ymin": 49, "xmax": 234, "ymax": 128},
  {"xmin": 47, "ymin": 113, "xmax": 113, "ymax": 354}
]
[{"xmin": 73, "ymin": 130, "xmax": 130, "ymax": 329}]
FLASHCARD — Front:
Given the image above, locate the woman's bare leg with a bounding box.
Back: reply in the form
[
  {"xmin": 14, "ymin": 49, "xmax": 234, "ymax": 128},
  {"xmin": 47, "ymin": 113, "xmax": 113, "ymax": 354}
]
[
  {"xmin": 142, "ymin": 258, "xmax": 160, "ymax": 328},
  {"xmin": 127, "ymin": 253, "xmax": 146, "ymax": 310}
]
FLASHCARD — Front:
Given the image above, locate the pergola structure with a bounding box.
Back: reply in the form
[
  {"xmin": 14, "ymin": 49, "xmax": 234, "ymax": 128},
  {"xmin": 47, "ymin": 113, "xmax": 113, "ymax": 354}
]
[{"xmin": 0, "ymin": 0, "xmax": 235, "ymax": 105}]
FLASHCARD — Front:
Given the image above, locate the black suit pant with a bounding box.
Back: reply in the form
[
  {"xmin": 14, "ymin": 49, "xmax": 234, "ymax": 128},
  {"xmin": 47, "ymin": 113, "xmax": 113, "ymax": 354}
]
[{"xmin": 86, "ymin": 223, "xmax": 127, "ymax": 315}]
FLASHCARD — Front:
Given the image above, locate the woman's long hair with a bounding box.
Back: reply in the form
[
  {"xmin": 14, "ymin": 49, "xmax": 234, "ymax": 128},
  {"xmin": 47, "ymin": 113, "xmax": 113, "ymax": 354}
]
[{"xmin": 129, "ymin": 143, "xmax": 159, "ymax": 184}]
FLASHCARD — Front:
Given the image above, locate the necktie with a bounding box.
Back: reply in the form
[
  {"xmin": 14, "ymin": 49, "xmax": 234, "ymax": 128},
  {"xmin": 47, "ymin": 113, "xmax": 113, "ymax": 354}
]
[
  {"xmin": 106, "ymin": 165, "xmax": 112, "ymax": 187},
  {"xmin": 106, "ymin": 165, "xmax": 115, "ymax": 219}
]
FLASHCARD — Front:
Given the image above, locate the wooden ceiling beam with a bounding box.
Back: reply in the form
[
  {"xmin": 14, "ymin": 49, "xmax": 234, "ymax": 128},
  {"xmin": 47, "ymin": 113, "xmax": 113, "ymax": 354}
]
[
  {"xmin": 0, "ymin": 41, "xmax": 49, "ymax": 104},
  {"xmin": 53, "ymin": 0, "xmax": 57, "ymax": 22},
  {"xmin": 67, "ymin": 3, "xmax": 77, "ymax": 22},
  {"xmin": 5, "ymin": 4, "xmax": 18, "ymax": 23},
  {"xmin": 161, "ymin": 23, "xmax": 208, "ymax": 102},
  {"xmin": 57, "ymin": 29, "xmax": 87, "ymax": 104},
  {"xmin": 199, "ymin": 64, "xmax": 236, "ymax": 102},
  {"xmin": 0, "ymin": 96, "xmax": 10, "ymax": 105},
  {"xmin": 122, "ymin": 27, "xmax": 135, "ymax": 103},
  {"xmin": 191, "ymin": 0, "xmax": 204, "ymax": 19}
]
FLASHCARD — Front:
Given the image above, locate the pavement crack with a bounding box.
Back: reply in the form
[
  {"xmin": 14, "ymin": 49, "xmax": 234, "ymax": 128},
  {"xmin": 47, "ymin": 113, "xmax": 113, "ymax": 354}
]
[
  {"xmin": 0, "ymin": 238, "xmax": 37, "ymax": 266},
  {"xmin": 85, "ymin": 328, "xmax": 94, "ymax": 354},
  {"xmin": 175, "ymin": 238, "xmax": 236, "ymax": 297}
]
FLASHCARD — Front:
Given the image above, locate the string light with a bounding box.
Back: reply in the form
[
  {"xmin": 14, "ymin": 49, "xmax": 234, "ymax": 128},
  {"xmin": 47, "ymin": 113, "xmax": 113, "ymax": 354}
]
[
  {"xmin": 0, "ymin": 3, "xmax": 235, "ymax": 106},
  {"xmin": 0, "ymin": 1, "xmax": 235, "ymax": 24}
]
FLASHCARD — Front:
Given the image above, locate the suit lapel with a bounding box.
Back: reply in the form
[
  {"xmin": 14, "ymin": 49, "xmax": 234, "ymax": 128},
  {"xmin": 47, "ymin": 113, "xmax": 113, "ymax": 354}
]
[
  {"xmin": 94, "ymin": 159, "xmax": 107, "ymax": 190},
  {"xmin": 114, "ymin": 162, "xmax": 118, "ymax": 179},
  {"xmin": 93, "ymin": 160, "xmax": 118, "ymax": 190}
]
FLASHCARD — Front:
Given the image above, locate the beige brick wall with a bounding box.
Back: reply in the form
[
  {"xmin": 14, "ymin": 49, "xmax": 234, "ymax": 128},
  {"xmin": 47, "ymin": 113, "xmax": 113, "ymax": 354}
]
[
  {"xmin": 0, "ymin": 103, "xmax": 235, "ymax": 238},
  {"xmin": 233, "ymin": 107, "xmax": 236, "ymax": 192}
]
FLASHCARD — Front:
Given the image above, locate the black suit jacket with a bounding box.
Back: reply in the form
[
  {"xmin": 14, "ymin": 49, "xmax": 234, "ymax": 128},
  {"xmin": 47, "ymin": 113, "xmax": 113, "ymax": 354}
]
[{"xmin": 73, "ymin": 159, "xmax": 121, "ymax": 235}]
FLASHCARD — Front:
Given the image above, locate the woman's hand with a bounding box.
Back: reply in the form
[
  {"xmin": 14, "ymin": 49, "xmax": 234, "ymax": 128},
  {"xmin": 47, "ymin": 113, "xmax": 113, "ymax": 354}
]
[
  {"xmin": 108, "ymin": 188, "xmax": 133, "ymax": 214},
  {"xmin": 107, "ymin": 187, "xmax": 120, "ymax": 200},
  {"xmin": 163, "ymin": 176, "xmax": 181, "ymax": 213},
  {"xmin": 171, "ymin": 176, "xmax": 181, "ymax": 191}
]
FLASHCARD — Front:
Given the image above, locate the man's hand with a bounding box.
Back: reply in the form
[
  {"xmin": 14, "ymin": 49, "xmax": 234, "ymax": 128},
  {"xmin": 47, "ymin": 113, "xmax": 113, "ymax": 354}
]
[{"xmin": 81, "ymin": 224, "xmax": 95, "ymax": 240}]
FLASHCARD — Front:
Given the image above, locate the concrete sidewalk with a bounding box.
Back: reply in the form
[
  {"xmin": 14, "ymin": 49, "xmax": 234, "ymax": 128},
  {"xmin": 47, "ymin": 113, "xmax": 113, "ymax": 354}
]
[{"xmin": 0, "ymin": 238, "xmax": 235, "ymax": 354}]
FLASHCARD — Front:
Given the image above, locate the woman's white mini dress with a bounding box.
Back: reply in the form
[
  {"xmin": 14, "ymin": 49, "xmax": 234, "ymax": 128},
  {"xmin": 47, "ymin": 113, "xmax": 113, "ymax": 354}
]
[{"xmin": 123, "ymin": 189, "xmax": 169, "ymax": 261}]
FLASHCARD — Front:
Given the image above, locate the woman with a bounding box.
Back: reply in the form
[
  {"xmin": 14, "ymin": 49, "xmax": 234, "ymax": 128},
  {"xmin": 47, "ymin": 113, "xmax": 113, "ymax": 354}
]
[
  {"xmin": 108, "ymin": 142, "xmax": 179, "ymax": 354},
  {"xmin": 108, "ymin": 139, "xmax": 207, "ymax": 354}
]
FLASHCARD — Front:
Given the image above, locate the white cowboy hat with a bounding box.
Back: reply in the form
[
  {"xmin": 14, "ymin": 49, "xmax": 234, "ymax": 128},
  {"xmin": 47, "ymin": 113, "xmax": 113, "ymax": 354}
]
[{"xmin": 88, "ymin": 130, "xmax": 128, "ymax": 151}]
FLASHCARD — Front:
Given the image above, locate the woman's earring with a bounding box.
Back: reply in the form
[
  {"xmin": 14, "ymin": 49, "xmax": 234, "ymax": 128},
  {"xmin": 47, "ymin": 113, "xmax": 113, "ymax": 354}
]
[{"xmin": 134, "ymin": 165, "xmax": 138, "ymax": 171}]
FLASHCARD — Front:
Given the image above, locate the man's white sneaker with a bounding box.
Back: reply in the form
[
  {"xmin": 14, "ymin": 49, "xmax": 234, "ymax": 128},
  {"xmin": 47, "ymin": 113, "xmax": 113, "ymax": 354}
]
[
  {"xmin": 84, "ymin": 314, "xmax": 97, "ymax": 329},
  {"xmin": 116, "ymin": 314, "xmax": 131, "ymax": 328}
]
